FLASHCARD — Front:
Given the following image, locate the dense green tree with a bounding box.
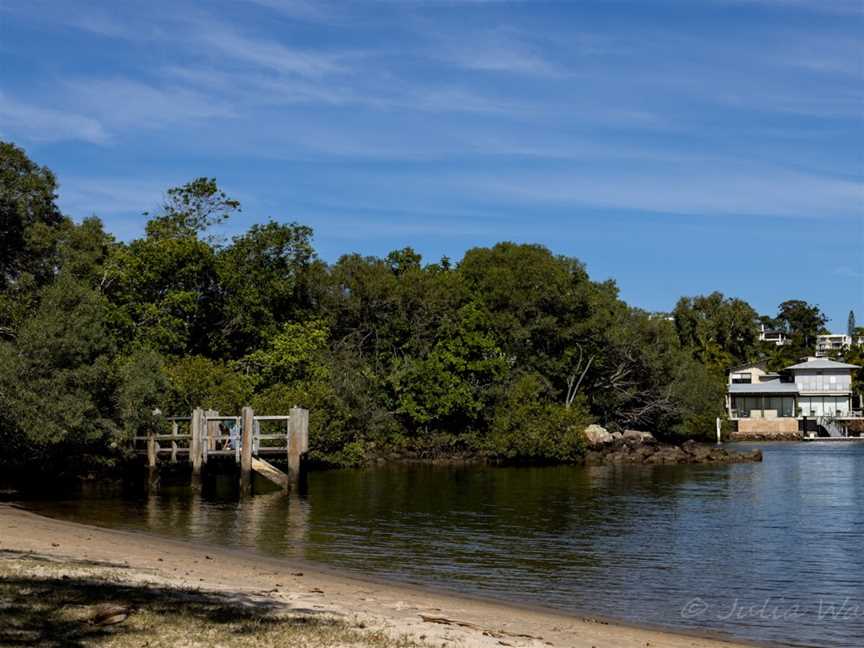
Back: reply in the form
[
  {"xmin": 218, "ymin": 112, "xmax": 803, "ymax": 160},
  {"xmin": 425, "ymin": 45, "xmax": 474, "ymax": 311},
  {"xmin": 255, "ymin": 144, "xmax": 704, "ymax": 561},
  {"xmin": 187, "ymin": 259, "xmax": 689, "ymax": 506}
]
[
  {"xmin": 458, "ymin": 243, "xmax": 624, "ymax": 408},
  {"xmin": 165, "ymin": 356, "xmax": 255, "ymax": 415},
  {"xmin": 325, "ymin": 250, "xmax": 468, "ymax": 366},
  {"xmin": 116, "ymin": 349, "xmax": 170, "ymax": 443},
  {"xmin": 240, "ymin": 319, "xmax": 330, "ymax": 386},
  {"xmin": 57, "ymin": 217, "xmax": 117, "ymax": 288},
  {"xmin": 0, "ymin": 142, "xmax": 70, "ymax": 336},
  {"xmin": 841, "ymin": 344, "xmax": 864, "ymax": 398},
  {"xmin": 108, "ymin": 235, "xmax": 220, "ymax": 356},
  {"xmin": 673, "ymin": 292, "xmax": 758, "ymax": 370},
  {"xmin": 458, "ymin": 243, "xmax": 585, "ymax": 370},
  {"xmin": 0, "ymin": 142, "xmax": 65, "ymax": 287},
  {"xmin": 491, "ymin": 373, "xmax": 589, "ymax": 462},
  {"xmin": 390, "ymin": 302, "xmax": 508, "ymax": 431},
  {"xmin": 0, "ymin": 274, "xmax": 120, "ymax": 472},
  {"xmin": 214, "ymin": 221, "xmax": 316, "ymax": 356}
]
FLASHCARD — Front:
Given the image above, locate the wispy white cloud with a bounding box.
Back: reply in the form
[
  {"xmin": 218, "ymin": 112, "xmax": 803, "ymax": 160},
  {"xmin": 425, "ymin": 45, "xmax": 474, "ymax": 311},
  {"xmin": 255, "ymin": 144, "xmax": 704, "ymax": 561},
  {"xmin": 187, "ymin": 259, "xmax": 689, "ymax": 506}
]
[
  {"xmin": 64, "ymin": 10, "xmax": 132, "ymax": 39},
  {"xmin": 0, "ymin": 92, "xmax": 107, "ymax": 144},
  {"xmin": 164, "ymin": 61, "xmax": 528, "ymax": 117},
  {"xmin": 405, "ymin": 85, "xmax": 523, "ymax": 114},
  {"xmin": 3, "ymin": 0, "xmax": 862, "ymax": 225},
  {"xmin": 432, "ymin": 25, "xmax": 565, "ymax": 76},
  {"xmin": 164, "ymin": 65, "xmax": 357, "ymax": 106},
  {"xmin": 833, "ymin": 266, "xmax": 864, "ymax": 280},
  {"xmin": 193, "ymin": 20, "xmax": 348, "ymax": 78},
  {"xmin": 63, "ymin": 78, "xmax": 236, "ymax": 130},
  {"xmin": 768, "ymin": 33, "xmax": 864, "ymax": 79},
  {"xmin": 719, "ymin": 0, "xmax": 864, "ymax": 15},
  {"xmin": 242, "ymin": 0, "xmax": 336, "ymax": 23},
  {"xmin": 452, "ymin": 166, "xmax": 864, "ymax": 220}
]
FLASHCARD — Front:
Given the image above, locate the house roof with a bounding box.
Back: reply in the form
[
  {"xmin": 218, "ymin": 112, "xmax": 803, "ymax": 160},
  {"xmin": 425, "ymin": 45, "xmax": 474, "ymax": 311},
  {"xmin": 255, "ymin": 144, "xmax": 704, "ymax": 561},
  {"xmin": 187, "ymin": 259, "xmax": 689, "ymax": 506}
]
[
  {"xmin": 729, "ymin": 382, "xmax": 799, "ymax": 394},
  {"xmin": 784, "ymin": 358, "xmax": 860, "ymax": 371},
  {"xmin": 729, "ymin": 360, "xmax": 768, "ymax": 373}
]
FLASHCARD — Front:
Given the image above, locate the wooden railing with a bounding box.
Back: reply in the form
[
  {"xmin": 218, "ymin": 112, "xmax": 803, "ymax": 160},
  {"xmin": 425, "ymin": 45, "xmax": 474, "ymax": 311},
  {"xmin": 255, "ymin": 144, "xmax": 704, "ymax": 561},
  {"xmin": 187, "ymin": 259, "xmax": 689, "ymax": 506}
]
[{"xmin": 134, "ymin": 406, "xmax": 309, "ymax": 492}]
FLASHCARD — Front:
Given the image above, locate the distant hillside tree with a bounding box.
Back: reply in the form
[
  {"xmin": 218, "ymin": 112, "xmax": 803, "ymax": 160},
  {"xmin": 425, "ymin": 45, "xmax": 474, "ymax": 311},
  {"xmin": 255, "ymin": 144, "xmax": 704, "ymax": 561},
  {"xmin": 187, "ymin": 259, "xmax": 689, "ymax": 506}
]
[{"xmin": 774, "ymin": 300, "xmax": 828, "ymax": 354}]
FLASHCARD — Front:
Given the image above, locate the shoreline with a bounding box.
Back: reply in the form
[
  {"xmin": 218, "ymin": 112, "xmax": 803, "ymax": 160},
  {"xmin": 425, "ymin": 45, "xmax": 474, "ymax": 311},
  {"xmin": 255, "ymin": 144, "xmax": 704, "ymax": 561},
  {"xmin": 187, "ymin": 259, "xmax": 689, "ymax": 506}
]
[{"xmin": 0, "ymin": 503, "xmax": 761, "ymax": 648}]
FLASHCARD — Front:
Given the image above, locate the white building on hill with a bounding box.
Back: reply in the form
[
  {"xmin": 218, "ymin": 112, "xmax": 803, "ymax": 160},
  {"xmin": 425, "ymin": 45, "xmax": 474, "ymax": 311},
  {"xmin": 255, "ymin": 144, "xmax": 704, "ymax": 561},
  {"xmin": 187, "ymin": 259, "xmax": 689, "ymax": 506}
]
[{"xmin": 815, "ymin": 333, "xmax": 864, "ymax": 357}]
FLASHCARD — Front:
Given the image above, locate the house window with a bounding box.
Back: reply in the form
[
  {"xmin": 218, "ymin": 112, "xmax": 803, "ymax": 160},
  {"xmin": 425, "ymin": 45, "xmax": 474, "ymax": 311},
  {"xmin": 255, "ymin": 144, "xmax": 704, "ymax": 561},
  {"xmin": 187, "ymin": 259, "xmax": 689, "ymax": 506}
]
[
  {"xmin": 731, "ymin": 395, "xmax": 795, "ymax": 418},
  {"xmin": 731, "ymin": 373, "xmax": 752, "ymax": 384},
  {"xmin": 797, "ymin": 397, "xmax": 852, "ymax": 417}
]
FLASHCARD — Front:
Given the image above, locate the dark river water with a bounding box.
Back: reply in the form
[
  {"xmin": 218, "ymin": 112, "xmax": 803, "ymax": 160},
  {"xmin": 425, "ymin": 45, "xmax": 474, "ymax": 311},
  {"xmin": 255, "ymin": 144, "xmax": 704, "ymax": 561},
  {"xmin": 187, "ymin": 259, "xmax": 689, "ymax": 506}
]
[{"xmin": 18, "ymin": 442, "xmax": 864, "ymax": 648}]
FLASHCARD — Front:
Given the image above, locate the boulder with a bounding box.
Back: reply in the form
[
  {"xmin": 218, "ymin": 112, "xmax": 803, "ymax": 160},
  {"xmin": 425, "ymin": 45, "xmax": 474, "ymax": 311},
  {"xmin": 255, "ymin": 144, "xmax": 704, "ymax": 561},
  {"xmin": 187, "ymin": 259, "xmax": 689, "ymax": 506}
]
[
  {"xmin": 610, "ymin": 431, "xmax": 623, "ymax": 441},
  {"xmin": 622, "ymin": 430, "xmax": 655, "ymax": 443},
  {"xmin": 603, "ymin": 451, "xmax": 629, "ymax": 464},
  {"xmin": 583, "ymin": 424, "xmax": 613, "ymax": 446},
  {"xmin": 583, "ymin": 450, "xmax": 606, "ymax": 466},
  {"xmin": 745, "ymin": 449, "xmax": 764, "ymax": 462},
  {"xmin": 634, "ymin": 445, "xmax": 657, "ymax": 460},
  {"xmin": 681, "ymin": 440, "xmax": 713, "ymax": 462},
  {"xmin": 645, "ymin": 446, "xmax": 687, "ymax": 464}
]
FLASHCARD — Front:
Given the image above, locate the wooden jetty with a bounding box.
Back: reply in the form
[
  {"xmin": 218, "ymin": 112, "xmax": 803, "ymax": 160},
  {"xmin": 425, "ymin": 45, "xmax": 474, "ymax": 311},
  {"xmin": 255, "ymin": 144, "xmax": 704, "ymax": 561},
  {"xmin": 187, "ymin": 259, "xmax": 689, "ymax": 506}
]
[{"xmin": 134, "ymin": 405, "xmax": 309, "ymax": 495}]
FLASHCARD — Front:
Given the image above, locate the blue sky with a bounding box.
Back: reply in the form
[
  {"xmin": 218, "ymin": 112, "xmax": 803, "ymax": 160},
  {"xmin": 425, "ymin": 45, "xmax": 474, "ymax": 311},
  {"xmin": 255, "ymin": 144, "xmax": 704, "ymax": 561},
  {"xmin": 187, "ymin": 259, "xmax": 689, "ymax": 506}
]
[{"xmin": 1, "ymin": 0, "xmax": 862, "ymax": 327}]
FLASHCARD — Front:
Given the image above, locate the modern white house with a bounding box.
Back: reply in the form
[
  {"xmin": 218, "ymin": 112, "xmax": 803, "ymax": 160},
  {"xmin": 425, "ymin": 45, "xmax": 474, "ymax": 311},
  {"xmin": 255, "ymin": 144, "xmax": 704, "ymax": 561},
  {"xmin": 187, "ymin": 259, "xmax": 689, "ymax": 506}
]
[
  {"xmin": 727, "ymin": 357, "xmax": 861, "ymax": 438},
  {"xmin": 815, "ymin": 333, "xmax": 864, "ymax": 357}
]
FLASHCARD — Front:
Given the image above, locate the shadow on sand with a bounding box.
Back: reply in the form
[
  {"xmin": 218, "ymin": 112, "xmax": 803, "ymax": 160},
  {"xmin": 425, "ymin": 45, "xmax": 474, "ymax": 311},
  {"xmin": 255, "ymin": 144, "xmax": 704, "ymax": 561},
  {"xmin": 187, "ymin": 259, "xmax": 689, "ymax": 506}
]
[{"xmin": 0, "ymin": 550, "xmax": 337, "ymax": 648}]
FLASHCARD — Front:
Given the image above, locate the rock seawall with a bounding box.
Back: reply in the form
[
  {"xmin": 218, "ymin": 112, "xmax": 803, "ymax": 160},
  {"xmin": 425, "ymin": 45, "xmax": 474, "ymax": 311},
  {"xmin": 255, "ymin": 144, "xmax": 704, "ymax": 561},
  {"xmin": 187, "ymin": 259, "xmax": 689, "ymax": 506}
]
[
  {"xmin": 581, "ymin": 427, "xmax": 762, "ymax": 465},
  {"xmin": 729, "ymin": 431, "xmax": 801, "ymax": 442}
]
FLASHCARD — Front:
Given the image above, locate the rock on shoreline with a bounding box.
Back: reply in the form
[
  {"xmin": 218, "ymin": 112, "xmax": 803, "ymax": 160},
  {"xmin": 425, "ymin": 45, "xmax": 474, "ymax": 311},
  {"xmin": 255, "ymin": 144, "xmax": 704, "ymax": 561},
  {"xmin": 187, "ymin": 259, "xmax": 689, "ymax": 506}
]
[{"xmin": 581, "ymin": 426, "xmax": 762, "ymax": 466}]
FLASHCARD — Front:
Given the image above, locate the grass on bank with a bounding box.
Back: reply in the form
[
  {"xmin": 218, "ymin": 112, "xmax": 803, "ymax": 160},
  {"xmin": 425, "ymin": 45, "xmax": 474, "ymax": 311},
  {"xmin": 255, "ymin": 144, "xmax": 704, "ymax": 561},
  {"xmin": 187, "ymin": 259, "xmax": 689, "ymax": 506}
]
[{"xmin": 0, "ymin": 550, "xmax": 422, "ymax": 648}]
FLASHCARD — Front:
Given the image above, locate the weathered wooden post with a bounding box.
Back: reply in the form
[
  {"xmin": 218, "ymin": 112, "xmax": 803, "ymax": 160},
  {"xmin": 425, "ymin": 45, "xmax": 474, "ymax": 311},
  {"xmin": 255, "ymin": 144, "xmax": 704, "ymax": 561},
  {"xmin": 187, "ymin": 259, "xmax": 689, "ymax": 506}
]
[
  {"xmin": 191, "ymin": 407, "xmax": 203, "ymax": 489},
  {"xmin": 240, "ymin": 406, "xmax": 254, "ymax": 495},
  {"xmin": 288, "ymin": 406, "xmax": 309, "ymax": 485},
  {"xmin": 146, "ymin": 429, "xmax": 158, "ymax": 491},
  {"xmin": 170, "ymin": 420, "xmax": 179, "ymax": 463}
]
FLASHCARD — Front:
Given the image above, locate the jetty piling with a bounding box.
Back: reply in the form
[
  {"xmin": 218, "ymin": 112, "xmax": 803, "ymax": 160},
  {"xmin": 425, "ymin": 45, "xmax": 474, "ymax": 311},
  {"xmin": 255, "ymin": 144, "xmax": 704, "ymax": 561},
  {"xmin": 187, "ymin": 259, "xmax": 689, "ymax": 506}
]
[
  {"xmin": 146, "ymin": 430, "xmax": 158, "ymax": 490},
  {"xmin": 170, "ymin": 419, "xmax": 179, "ymax": 463},
  {"xmin": 190, "ymin": 407, "xmax": 203, "ymax": 483},
  {"xmin": 240, "ymin": 406, "xmax": 254, "ymax": 495},
  {"xmin": 288, "ymin": 405, "xmax": 308, "ymax": 483}
]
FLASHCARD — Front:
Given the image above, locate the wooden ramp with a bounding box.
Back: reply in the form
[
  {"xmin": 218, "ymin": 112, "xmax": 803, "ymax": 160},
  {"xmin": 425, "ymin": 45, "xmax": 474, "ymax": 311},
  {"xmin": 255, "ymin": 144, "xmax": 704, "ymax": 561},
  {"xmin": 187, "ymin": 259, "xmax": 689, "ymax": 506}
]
[{"xmin": 251, "ymin": 457, "xmax": 289, "ymax": 491}]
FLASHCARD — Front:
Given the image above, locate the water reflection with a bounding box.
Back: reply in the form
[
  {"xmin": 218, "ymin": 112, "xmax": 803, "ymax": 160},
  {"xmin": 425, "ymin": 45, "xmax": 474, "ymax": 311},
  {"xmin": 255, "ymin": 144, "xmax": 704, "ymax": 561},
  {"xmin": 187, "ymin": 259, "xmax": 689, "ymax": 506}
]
[{"xmin": 22, "ymin": 443, "xmax": 864, "ymax": 648}]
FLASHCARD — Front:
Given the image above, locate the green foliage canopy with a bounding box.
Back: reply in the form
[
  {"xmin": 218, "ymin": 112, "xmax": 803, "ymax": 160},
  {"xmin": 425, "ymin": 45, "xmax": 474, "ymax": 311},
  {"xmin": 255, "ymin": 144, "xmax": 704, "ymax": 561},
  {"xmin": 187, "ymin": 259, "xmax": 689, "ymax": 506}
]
[{"xmin": 4, "ymin": 141, "xmax": 854, "ymax": 475}]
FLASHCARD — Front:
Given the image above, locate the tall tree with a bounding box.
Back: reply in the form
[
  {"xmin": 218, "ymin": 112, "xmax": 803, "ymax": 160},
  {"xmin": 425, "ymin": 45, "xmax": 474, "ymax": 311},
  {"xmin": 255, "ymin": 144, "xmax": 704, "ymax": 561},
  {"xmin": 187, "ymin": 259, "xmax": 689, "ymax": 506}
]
[
  {"xmin": 214, "ymin": 221, "xmax": 316, "ymax": 356},
  {"xmin": 774, "ymin": 300, "xmax": 828, "ymax": 354},
  {"xmin": 107, "ymin": 179, "xmax": 239, "ymax": 356},
  {"xmin": 145, "ymin": 177, "xmax": 239, "ymax": 240},
  {"xmin": 0, "ymin": 141, "xmax": 69, "ymax": 335},
  {"xmin": 0, "ymin": 141, "xmax": 65, "ymax": 286},
  {"xmin": 673, "ymin": 292, "xmax": 758, "ymax": 370}
]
